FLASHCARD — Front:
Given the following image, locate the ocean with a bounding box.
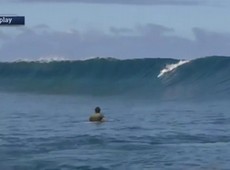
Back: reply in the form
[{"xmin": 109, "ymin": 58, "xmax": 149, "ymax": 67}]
[{"xmin": 0, "ymin": 56, "xmax": 230, "ymax": 170}]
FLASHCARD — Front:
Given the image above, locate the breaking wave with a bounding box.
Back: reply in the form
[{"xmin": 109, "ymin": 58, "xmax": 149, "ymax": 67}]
[
  {"xmin": 157, "ymin": 60, "xmax": 190, "ymax": 78},
  {"xmin": 0, "ymin": 56, "xmax": 229, "ymax": 100}
]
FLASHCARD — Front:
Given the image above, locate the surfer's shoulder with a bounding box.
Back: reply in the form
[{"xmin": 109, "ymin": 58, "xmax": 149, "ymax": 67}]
[
  {"xmin": 89, "ymin": 107, "xmax": 105, "ymax": 122},
  {"xmin": 89, "ymin": 113, "xmax": 103, "ymax": 121}
]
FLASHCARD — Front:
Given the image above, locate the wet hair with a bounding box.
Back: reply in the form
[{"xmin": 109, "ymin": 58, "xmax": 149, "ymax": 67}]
[{"xmin": 95, "ymin": 107, "xmax": 101, "ymax": 113}]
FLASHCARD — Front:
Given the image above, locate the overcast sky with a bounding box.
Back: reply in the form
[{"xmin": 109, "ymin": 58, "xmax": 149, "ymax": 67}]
[{"xmin": 0, "ymin": 0, "xmax": 230, "ymax": 61}]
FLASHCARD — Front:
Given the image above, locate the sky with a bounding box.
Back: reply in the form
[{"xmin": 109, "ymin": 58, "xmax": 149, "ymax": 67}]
[{"xmin": 0, "ymin": 0, "xmax": 230, "ymax": 61}]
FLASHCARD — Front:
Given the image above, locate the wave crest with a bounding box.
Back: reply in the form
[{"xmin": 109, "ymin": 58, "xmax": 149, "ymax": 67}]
[{"xmin": 157, "ymin": 60, "xmax": 190, "ymax": 78}]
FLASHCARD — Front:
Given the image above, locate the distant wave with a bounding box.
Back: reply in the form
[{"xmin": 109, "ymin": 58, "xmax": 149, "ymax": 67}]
[
  {"xmin": 14, "ymin": 56, "xmax": 70, "ymax": 63},
  {"xmin": 0, "ymin": 56, "xmax": 229, "ymax": 100}
]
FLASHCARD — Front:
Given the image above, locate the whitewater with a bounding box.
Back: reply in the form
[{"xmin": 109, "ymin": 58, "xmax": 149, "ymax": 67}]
[
  {"xmin": 157, "ymin": 60, "xmax": 189, "ymax": 78},
  {"xmin": 0, "ymin": 56, "xmax": 230, "ymax": 169}
]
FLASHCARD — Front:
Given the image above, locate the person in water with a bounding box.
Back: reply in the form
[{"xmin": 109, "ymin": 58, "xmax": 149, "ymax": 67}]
[{"xmin": 89, "ymin": 107, "xmax": 105, "ymax": 122}]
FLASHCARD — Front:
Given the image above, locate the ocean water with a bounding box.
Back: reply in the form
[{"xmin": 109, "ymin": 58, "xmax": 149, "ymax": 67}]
[
  {"xmin": 0, "ymin": 56, "xmax": 230, "ymax": 169},
  {"xmin": 0, "ymin": 92, "xmax": 229, "ymax": 170}
]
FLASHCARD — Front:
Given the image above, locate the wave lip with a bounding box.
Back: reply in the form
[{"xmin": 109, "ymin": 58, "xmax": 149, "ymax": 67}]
[
  {"xmin": 14, "ymin": 56, "xmax": 70, "ymax": 63},
  {"xmin": 157, "ymin": 60, "xmax": 190, "ymax": 78}
]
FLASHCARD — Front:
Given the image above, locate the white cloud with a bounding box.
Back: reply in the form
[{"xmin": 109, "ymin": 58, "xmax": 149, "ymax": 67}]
[{"xmin": 1, "ymin": 24, "xmax": 230, "ymax": 61}]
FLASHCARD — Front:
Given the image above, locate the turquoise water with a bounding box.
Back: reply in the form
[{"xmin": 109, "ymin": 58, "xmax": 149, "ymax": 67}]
[
  {"xmin": 0, "ymin": 92, "xmax": 229, "ymax": 170},
  {"xmin": 0, "ymin": 56, "xmax": 230, "ymax": 100}
]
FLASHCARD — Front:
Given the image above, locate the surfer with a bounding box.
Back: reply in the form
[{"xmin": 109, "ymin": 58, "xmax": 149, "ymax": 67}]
[{"xmin": 89, "ymin": 107, "xmax": 105, "ymax": 122}]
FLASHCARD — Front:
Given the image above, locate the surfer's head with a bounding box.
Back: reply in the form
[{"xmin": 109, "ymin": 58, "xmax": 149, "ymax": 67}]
[{"xmin": 95, "ymin": 107, "xmax": 101, "ymax": 113}]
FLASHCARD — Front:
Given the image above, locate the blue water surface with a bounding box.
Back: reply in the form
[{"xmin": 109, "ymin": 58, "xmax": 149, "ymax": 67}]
[{"xmin": 0, "ymin": 92, "xmax": 229, "ymax": 170}]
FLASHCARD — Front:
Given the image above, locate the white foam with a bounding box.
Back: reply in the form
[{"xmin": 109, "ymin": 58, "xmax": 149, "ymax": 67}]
[
  {"xmin": 12, "ymin": 56, "xmax": 119, "ymax": 63},
  {"xmin": 37, "ymin": 56, "xmax": 69, "ymax": 63},
  {"xmin": 13, "ymin": 56, "xmax": 70, "ymax": 63},
  {"xmin": 157, "ymin": 60, "xmax": 189, "ymax": 78}
]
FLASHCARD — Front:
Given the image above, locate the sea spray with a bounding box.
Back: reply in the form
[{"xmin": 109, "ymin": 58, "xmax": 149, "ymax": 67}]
[{"xmin": 157, "ymin": 60, "xmax": 190, "ymax": 78}]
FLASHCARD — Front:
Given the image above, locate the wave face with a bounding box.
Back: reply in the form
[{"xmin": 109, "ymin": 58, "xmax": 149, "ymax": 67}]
[{"xmin": 0, "ymin": 56, "xmax": 229, "ymax": 100}]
